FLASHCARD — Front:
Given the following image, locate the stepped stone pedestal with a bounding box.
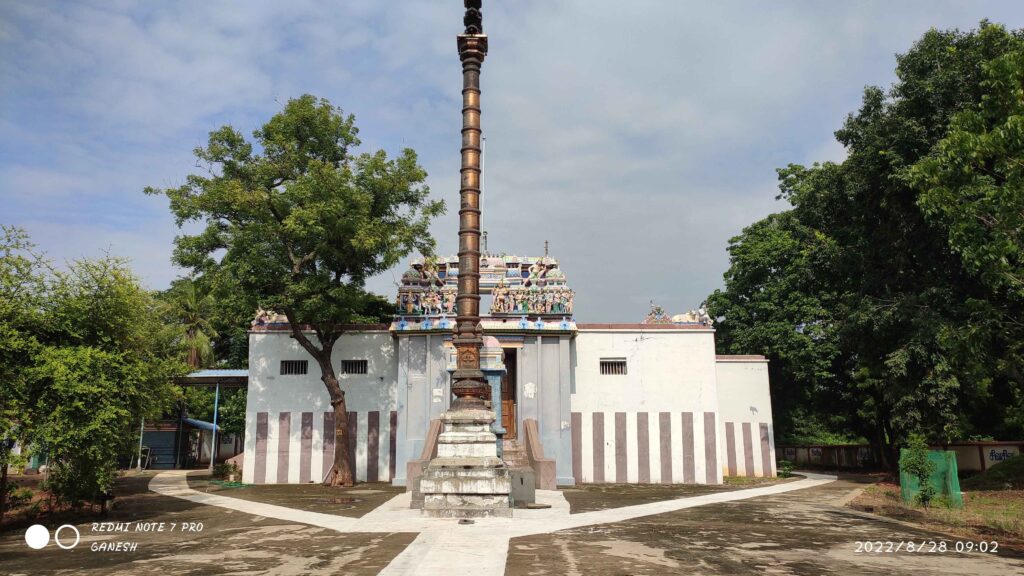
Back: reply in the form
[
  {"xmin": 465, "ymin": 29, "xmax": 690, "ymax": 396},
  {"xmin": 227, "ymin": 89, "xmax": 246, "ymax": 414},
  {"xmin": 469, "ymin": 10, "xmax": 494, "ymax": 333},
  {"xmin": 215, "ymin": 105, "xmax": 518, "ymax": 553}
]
[
  {"xmin": 420, "ymin": 409, "xmax": 512, "ymax": 517},
  {"xmin": 420, "ymin": 336, "xmax": 511, "ymax": 517}
]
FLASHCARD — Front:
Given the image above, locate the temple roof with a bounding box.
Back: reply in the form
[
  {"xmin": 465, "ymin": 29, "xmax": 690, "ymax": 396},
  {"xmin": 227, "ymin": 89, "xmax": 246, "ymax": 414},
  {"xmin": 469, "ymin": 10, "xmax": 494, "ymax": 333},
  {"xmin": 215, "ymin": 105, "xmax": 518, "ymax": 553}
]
[{"xmin": 396, "ymin": 253, "xmax": 575, "ymax": 317}]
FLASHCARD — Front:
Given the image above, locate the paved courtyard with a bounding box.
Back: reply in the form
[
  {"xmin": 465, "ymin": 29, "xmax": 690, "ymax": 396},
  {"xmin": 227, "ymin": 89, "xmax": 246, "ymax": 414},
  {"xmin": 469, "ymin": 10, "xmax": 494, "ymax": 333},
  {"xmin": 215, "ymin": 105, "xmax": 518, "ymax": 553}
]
[{"xmin": 0, "ymin": 471, "xmax": 1021, "ymax": 575}]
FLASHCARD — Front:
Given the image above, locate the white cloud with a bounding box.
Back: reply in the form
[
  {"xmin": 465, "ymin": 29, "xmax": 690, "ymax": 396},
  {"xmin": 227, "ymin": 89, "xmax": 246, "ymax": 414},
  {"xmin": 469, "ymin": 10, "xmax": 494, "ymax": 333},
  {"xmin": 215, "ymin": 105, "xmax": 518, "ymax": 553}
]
[{"xmin": 3, "ymin": 0, "xmax": 1023, "ymax": 320}]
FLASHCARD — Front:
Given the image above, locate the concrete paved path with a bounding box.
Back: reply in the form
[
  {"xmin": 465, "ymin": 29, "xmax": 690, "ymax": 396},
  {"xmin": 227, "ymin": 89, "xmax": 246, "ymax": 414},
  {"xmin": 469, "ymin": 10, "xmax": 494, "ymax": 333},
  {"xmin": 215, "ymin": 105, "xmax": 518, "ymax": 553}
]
[{"xmin": 150, "ymin": 471, "xmax": 837, "ymax": 575}]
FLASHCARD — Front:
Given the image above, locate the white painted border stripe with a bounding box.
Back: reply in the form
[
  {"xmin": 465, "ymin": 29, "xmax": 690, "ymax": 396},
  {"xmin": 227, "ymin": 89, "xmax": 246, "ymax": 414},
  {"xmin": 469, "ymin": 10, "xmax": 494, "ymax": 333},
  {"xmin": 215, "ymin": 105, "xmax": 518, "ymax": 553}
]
[
  {"xmin": 603, "ymin": 411, "xmax": 615, "ymax": 482},
  {"xmin": 356, "ymin": 412, "xmax": 369, "ymax": 482},
  {"xmin": 694, "ymin": 411, "xmax": 707, "ymax": 483},
  {"xmin": 648, "ymin": 412, "xmax": 661, "ymax": 484},
  {"xmin": 670, "ymin": 411, "xmax": 684, "ymax": 483}
]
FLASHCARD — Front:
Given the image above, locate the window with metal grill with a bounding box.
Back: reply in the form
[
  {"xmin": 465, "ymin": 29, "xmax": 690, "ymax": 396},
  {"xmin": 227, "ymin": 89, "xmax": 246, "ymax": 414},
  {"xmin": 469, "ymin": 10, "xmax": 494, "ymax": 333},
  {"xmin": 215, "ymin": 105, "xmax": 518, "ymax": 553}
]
[
  {"xmin": 600, "ymin": 359, "xmax": 627, "ymax": 375},
  {"xmin": 340, "ymin": 359, "xmax": 368, "ymax": 375},
  {"xmin": 280, "ymin": 360, "xmax": 308, "ymax": 375}
]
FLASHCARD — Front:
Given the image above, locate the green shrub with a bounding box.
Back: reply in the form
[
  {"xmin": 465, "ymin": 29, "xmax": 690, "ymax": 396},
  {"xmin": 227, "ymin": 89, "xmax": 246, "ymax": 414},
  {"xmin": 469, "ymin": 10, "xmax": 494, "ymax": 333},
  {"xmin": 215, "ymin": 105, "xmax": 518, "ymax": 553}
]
[
  {"xmin": 900, "ymin": 433, "xmax": 936, "ymax": 507},
  {"xmin": 777, "ymin": 459, "xmax": 794, "ymax": 478},
  {"xmin": 212, "ymin": 462, "xmax": 239, "ymax": 479},
  {"xmin": 2, "ymin": 482, "xmax": 34, "ymax": 511},
  {"xmin": 6, "ymin": 487, "xmax": 33, "ymax": 509}
]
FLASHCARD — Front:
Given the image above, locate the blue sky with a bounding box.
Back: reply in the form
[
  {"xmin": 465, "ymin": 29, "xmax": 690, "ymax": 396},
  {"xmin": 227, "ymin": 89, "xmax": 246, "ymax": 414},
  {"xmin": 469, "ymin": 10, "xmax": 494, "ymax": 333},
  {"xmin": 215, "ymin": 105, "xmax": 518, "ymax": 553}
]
[{"xmin": 2, "ymin": 1, "xmax": 1023, "ymax": 321}]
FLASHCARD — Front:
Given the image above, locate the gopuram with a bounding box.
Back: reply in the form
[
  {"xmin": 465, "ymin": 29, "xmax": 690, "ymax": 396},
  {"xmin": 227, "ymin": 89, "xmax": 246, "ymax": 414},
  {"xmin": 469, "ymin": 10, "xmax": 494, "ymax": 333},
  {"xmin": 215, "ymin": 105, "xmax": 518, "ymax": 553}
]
[
  {"xmin": 396, "ymin": 254, "xmax": 574, "ymax": 319},
  {"xmin": 239, "ymin": 1, "xmax": 779, "ymax": 500}
]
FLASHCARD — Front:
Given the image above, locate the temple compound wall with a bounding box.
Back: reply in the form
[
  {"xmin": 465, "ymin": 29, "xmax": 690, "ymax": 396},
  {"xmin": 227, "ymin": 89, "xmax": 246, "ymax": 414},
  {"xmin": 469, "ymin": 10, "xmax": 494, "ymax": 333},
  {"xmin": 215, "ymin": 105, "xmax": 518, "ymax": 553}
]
[
  {"xmin": 241, "ymin": 322, "xmax": 776, "ymax": 486},
  {"xmin": 570, "ymin": 325, "xmax": 723, "ymax": 484},
  {"xmin": 716, "ymin": 357, "xmax": 776, "ymax": 478},
  {"xmin": 242, "ymin": 327, "xmax": 399, "ymax": 485}
]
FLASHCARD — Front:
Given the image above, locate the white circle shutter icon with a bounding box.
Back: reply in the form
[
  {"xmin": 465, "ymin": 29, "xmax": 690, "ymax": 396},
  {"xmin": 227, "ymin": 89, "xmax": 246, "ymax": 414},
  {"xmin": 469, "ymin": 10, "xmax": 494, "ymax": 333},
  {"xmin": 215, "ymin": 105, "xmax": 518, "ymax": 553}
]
[
  {"xmin": 54, "ymin": 524, "xmax": 81, "ymax": 550},
  {"xmin": 24, "ymin": 524, "xmax": 49, "ymax": 549}
]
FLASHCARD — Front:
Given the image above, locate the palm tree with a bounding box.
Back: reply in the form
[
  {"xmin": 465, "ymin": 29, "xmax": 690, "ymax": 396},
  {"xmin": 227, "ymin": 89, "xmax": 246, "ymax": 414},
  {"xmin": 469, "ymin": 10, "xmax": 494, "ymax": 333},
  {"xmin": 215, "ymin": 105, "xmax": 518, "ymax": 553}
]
[{"xmin": 168, "ymin": 280, "xmax": 218, "ymax": 369}]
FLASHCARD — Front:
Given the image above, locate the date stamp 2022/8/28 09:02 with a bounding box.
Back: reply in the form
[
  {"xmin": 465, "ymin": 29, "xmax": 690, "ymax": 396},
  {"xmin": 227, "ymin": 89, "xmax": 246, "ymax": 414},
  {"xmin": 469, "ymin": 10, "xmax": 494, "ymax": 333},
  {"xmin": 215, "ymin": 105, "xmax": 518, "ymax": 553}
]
[{"xmin": 855, "ymin": 540, "xmax": 1000, "ymax": 554}]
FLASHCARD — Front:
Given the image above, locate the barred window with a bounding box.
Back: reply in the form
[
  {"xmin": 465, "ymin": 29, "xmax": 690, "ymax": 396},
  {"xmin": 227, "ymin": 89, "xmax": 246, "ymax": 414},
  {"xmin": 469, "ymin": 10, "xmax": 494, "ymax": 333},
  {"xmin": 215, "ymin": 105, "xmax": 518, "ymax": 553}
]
[
  {"xmin": 600, "ymin": 359, "xmax": 627, "ymax": 375},
  {"xmin": 340, "ymin": 359, "xmax": 368, "ymax": 375},
  {"xmin": 280, "ymin": 360, "xmax": 308, "ymax": 375}
]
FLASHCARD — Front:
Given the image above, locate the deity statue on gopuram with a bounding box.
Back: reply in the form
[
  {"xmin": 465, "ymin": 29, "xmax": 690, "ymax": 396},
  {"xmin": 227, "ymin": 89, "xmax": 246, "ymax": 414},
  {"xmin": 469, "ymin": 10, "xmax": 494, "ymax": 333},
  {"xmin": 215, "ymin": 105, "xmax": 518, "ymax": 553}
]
[{"xmin": 394, "ymin": 252, "xmax": 574, "ymax": 318}]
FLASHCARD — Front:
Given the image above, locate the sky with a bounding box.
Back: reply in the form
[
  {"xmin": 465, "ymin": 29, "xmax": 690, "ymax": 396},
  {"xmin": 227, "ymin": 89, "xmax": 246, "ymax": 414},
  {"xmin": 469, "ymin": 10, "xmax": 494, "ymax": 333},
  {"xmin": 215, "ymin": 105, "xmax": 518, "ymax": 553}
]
[{"xmin": 2, "ymin": 1, "xmax": 1023, "ymax": 322}]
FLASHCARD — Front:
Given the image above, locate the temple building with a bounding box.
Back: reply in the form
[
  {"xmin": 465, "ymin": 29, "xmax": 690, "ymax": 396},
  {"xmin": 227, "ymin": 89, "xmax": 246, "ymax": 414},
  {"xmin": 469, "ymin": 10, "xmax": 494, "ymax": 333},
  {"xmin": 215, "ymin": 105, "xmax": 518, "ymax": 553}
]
[
  {"xmin": 241, "ymin": 252, "xmax": 777, "ymax": 487},
  {"xmin": 241, "ymin": 0, "xmax": 774, "ymax": 491}
]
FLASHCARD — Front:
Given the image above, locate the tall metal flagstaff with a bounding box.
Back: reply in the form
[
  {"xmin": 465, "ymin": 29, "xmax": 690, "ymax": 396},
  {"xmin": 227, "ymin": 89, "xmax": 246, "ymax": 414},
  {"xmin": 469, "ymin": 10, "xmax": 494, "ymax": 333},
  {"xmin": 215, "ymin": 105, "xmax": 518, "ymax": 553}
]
[
  {"xmin": 451, "ymin": 0, "xmax": 489, "ymax": 410},
  {"xmin": 418, "ymin": 2, "xmax": 510, "ymax": 517}
]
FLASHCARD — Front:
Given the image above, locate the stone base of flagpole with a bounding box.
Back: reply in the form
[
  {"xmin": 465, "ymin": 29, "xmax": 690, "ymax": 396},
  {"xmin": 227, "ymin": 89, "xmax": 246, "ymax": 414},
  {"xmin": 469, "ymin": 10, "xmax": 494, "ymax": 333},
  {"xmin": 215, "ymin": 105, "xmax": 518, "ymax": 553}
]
[{"xmin": 420, "ymin": 408, "xmax": 512, "ymax": 518}]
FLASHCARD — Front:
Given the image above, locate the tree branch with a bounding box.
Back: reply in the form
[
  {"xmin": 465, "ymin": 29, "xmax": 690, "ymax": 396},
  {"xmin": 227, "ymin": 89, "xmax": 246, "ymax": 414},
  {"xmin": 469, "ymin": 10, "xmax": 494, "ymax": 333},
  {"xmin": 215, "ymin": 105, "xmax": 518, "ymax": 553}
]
[{"xmin": 281, "ymin": 306, "xmax": 343, "ymax": 403}]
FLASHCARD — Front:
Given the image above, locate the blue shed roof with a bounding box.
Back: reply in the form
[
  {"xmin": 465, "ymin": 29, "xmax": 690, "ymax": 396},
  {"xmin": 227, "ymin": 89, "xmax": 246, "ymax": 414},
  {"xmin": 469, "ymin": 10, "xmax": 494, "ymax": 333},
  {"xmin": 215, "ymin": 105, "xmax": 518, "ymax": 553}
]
[
  {"xmin": 183, "ymin": 418, "xmax": 221, "ymax": 432},
  {"xmin": 187, "ymin": 369, "xmax": 249, "ymax": 378}
]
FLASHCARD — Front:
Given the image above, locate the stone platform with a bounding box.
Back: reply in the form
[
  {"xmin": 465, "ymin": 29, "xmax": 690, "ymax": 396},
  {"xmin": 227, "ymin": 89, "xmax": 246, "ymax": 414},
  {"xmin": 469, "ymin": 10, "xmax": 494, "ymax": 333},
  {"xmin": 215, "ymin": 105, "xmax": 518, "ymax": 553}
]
[{"xmin": 420, "ymin": 408, "xmax": 512, "ymax": 518}]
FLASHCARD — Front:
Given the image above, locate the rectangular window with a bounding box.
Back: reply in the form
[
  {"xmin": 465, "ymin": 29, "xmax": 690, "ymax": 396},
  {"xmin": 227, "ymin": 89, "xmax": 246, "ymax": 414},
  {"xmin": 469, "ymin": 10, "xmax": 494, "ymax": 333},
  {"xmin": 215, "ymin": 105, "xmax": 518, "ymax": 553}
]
[
  {"xmin": 280, "ymin": 360, "xmax": 308, "ymax": 375},
  {"xmin": 600, "ymin": 358, "xmax": 627, "ymax": 375},
  {"xmin": 340, "ymin": 359, "xmax": 369, "ymax": 375}
]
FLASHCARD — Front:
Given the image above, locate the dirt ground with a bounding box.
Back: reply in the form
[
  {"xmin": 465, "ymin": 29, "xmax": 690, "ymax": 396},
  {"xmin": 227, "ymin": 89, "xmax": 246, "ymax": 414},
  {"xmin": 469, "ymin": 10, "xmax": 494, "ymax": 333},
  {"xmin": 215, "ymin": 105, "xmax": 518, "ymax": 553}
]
[
  {"xmin": 186, "ymin": 475, "xmax": 405, "ymax": 517},
  {"xmin": 5, "ymin": 472, "xmax": 1024, "ymax": 575},
  {"xmin": 506, "ymin": 477, "xmax": 1024, "ymax": 576},
  {"xmin": 561, "ymin": 477, "xmax": 795, "ymax": 513},
  {"xmin": 0, "ymin": 472, "xmax": 416, "ymax": 575}
]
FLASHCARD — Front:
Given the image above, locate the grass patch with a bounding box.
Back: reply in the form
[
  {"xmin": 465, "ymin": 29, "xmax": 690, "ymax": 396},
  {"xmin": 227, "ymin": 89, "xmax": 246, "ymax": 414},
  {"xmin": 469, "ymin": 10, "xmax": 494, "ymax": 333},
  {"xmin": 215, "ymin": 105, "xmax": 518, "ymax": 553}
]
[
  {"xmin": 961, "ymin": 456, "xmax": 1024, "ymax": 491},
  {"xmin": 723, "ymin": 475, "xmax": 793, "ymax": 486},
  {"xmin": 849, "ymin": 481, "xmax": 1024, "ymax": 545}
]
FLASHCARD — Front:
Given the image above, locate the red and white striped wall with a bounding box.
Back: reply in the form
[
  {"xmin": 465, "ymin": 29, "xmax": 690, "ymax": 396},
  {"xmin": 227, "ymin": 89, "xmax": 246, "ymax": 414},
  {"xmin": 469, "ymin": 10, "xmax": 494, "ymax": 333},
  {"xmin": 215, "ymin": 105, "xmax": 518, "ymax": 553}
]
[
  {"xmin": 571, "ymin": 411, "xmax": 722, "ymax": 484},
  {"xmin": 246, "ymin": 410, "xmax": 397, "ymax": 484},
  {"xmin": 722, "ymin": 420, "xmax": 775, "ymax": 478}
]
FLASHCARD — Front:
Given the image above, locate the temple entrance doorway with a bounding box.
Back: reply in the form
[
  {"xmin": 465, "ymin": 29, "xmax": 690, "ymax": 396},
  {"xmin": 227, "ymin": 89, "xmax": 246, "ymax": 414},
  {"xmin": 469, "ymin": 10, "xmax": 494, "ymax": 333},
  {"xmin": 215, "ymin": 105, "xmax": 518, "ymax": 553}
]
[{"xmin": 501, "ymin": 348, "xmax": 518, "ymax": 439}]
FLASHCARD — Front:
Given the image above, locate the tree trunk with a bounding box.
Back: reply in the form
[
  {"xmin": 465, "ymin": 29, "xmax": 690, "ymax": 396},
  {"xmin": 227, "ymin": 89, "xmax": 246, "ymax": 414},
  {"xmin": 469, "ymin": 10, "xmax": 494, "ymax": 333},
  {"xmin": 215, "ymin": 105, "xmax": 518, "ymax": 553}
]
[
  {"xmin": 312, "ymin": 348, "xmax": 353, "ymax": 486},
  {"xmin": 284, "ymin": 314, "xmax": 353, "ymax": 487},
  {"xmin": 186, "ymin": 328, "xmax": 200, "ymax": 369},
  {"xmin": 327, "ymin": 397, "xmax": 354, "ymax": 486},
  {"xmin": 321, "ymin": 370, "xmax": 353, "ymax": 486},
  {"xmin": 870, "ymin": 423, "xmax": 898, "ymax": 474},
  {"xmin": 0, "ymin": 454, "xmax": 8, "ymax": 523}
]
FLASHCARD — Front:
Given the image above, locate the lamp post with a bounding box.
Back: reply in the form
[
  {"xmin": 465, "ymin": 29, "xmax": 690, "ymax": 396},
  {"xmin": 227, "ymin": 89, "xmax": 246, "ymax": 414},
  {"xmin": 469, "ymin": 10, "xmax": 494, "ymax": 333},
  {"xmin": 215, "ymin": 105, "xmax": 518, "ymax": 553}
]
[
  {"xmin": 208, "ymin": 382, "xmax": 220, "ymax": 472},
  {"xmin": 451, "ymin": 0, "xmax": 489, "ymax": 411}
]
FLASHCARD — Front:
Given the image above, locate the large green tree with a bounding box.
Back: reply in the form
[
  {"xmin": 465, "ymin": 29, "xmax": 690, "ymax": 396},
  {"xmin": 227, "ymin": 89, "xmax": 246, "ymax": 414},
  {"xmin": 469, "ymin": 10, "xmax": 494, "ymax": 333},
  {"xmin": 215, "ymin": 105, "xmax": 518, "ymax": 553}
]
[
  {"xmin": 148, "ymin": 95, "xmax": 444, "ymax": 486},
  {"xmin": 0, "ymin": 226, "xmax": 46, "ymax": 519},
  {"xmin": 29, "ymin": 256, "xmax": 185, "ymax": 506},
  {"xmin": 707, "ymin": 211, "xmax": 846, "ymax": 443},
  {"xmin": 710, "ymin": 23, "xmax": 1024, "ymax": 467},
  {"xmin": 0, "ymin": 228, "xmax": 185, "ymax": 512},
  {"xmin": 910, "ymin": 47, "xmax": 1024, "ymax": 433}
]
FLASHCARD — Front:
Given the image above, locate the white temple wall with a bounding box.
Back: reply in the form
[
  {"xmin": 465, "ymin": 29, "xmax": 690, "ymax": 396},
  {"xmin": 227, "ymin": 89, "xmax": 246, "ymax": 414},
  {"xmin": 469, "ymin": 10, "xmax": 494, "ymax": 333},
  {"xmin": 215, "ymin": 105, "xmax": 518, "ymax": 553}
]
[
  {"xmin": 570, "ymin": 328, "xmax": 724, "ymax": 484},
  {"xmin": 392, "ymin": 333, "xmax": 452, "ymax": 486},
  {"xmin": 716, "ymin": 359, "xmax": 776, "ymax": 477},
  {"xmin": 240, "ymin": 325, "xmax": 776, "ymax": 487},
  {"xmin": 518, "ymin": 334, "xmax": 575, "ymax": 485},
  {"xmin": 242, "ymin": 330, "xmax": 399, "ymax": 484}
]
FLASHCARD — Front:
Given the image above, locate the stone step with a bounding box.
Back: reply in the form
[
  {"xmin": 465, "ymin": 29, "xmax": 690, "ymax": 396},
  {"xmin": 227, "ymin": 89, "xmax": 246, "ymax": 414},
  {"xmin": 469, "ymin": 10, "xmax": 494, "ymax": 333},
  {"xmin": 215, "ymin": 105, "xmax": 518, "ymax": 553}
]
[{"xmin": 501, "ymin": 439, "xmax": 531, "ymax": 469}]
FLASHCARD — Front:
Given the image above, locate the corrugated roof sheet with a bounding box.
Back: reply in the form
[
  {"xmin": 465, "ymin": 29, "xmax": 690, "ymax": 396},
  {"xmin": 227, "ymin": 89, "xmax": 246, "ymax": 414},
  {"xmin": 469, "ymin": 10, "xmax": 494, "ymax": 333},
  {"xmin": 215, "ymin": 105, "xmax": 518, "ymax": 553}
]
[
  {"xmin": 183, "ymin": 418, "xmax": 221, "ymax": 432},
  {"xmin": 186, "ymin": 369, "xmax": 248, "ymax": 378}
]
